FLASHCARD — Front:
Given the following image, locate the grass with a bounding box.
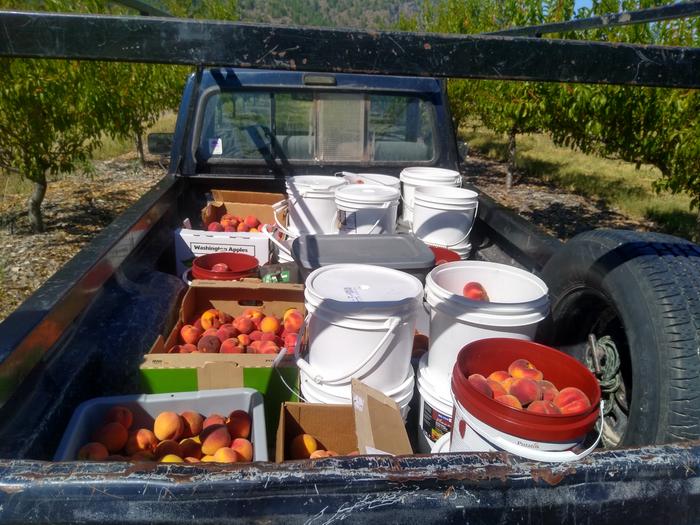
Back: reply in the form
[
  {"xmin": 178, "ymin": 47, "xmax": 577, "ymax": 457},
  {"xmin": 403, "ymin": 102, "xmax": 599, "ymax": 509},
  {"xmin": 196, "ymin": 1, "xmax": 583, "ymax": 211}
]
[{"xmin": 462, "ymin": 125, "xmax": 698, "ymax": 240}]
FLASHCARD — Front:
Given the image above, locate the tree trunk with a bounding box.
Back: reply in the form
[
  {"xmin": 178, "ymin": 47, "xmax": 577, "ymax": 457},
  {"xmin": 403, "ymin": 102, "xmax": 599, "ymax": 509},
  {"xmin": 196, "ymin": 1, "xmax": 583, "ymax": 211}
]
[
  {"xmin": 506, "ymin": 128, "xmax": 517, "ymax": 191},
  {"xmin": 136, "ymin": 133, "xmax": 146, "ymax": 166},
  {"xmin": 27, "ymin": 175, "xmax": 47, "ymax": 233}
]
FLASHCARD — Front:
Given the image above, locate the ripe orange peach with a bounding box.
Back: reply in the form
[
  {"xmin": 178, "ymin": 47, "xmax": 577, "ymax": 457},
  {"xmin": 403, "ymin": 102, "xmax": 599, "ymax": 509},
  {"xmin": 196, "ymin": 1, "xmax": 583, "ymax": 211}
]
[
  {"xmin": 154, "ymin": 439, "xmax": 182, "ymax": 459},
  {"xmin": 553, "ymin": 387, "xmax": 591, "ymax": 415},
  {"xmin": 247, "ymin": 341, "xmax": 262, "ymax": 353},
  {"xmin": 220, "ymin": 338, "xmax": 244, "ymax": 354},
  {"xmin": 200, "ymin": 309, "xmax": 222, "ymax": 330},
  {"xmin": 197, "ymin": 335, "xmax": 221, "ymax": 353},
  {"xmin": 105, "ymin": 406, "xmax": 133, "ymax": 430},
  {"xmin": 495, "ymin": 394, "xmax": 523, "ymax": 410},
  {"xmin": 201, "ymin": 455, "xmax": 217, "ymax": 462},
  {"xmin": 216, "ymin": 324, "xmax": 239, "ymax": 343},
  {"xmin": 283, "ymin": 311, "xmax": 303, "ymax": 333},
  {"xmin": 214, "ymin": 447, "xmax": 240, "ymax": 463},
  {"xmin": 77, "ymin": 442, "xmax": 109, "ymax": 460},
  {"xmin": 260, "ymin": 315, "xmax": 281, "ymax": 334},
  {"xmin": 180, "ymin": 324, "xmax": 203, "ymax": 345},
  {"xmin": 467, "ymin": 374, "xmax": 493, "ymax": 398},
  {"xmin": 230, "ymin": 438, "xmax": 253, "ymax": 462},
  {"xmin": 501, "ymin": 377, "xmax": 515, "ymax": 393},
  {"xmin": 233, "ymin": 316, "xmax": 254, "ymax": 335},
  {"xmin": 180, "ymin": 411, "xmax": 204, "ymax": 438},
  {"xmin": 220, "ymin": 214, "xmax": 238, "ymax": 229},
  {"xmin": 160, "ymin": 454, "xmax": 184, "ymax": 463},
  {"xmin": 309, "ymin": 450, "xmax": 330, "ymax": 459},
  {"xmin": 200, "ymin": 425, "xmax": 232, "ymax": 455},
  {"xmin": 207, "ymin": 222, "xmax": 224, "ymax": 232},
  {"xmin": 284, "ymin": 332, "xmax": 299, "ymax": 350},
  {"xmin": 203, "ymin": 414, "xmax": 226, "ymax": 429},
  {"xmin": 237, "ymin": 333, "xmax": 251, "ymax": 346},
  {"xmin": 257, "ymin": 341, "xmax": 280, "ymax": 354},
  {"xmin": 243, "ymin": 308, "xmax": 264, "ymax": 321},
  {"xmin": 249, "ymin": 330, "xmax": 263, "ymax": 341},
  {"xmin": 527, "ymin": 400, "xmax": 561, "ymax": 415},
  {"xmin": 282, "ymin": 308, "xmax": 298, "ymax": 322},
  {"xmin": 462, "ymin": 282, "xmax": 490, "ymax": 301},
  {"xmin": 202, "ymin": 328, "xmax": 219, "ymax": 338},
  {"xmin": 508, "ymin": 358, "xmax": 544, "ymax": 381},
  {"xmin": 260, "ymin": 332, "xmax": 276, "ymax": 342},
  {"xmin": 125, "ymin": 428, "xmax": 158, "ymax": 455},
  {"xmin": 538, "ymin": 380, "xmax": 559, "ymax": 403},
  {"xmin": 509, "ymin": 377, "xmax": 542, "ymax": 406},
  {"xmin": 179, "ymin": 438, "xmax": 202, "ymax": 460},
  {"xmin": 226, "ymin": 410, "xmax": 251, "ymax": 439},
  {"xmin": 168, "ymin": 343, "xmax": 198, "ymax": 354},
  {"xmin": 487, "ymin": 370, "xmax": 510, "ymax": 383},
  {"xmin": 290, "ymin": 433, "xmax": 318, "ymax": 459},
  {"xmin": 487, "ymin": 379, "xmax": 507, "ymax": 398},
  {"xmin": 236, "ymin": 222, "xmax": 248, "ymax": 232},
  {"xmin": 244, "ymin": 215, "xmax": 260, "ymax": 229},
  {"xmin": 93, "ymin": 422, "xmax": 128, "ymax": 453},
  {"xmin": 153, "ymin": 411, "xmax": 184, "ymax": 441}
]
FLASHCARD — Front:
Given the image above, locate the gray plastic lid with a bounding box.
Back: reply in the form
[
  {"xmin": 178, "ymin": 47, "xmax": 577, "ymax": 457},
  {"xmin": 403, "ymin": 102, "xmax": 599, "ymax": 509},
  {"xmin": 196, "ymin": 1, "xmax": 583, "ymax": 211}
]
[{"xmin": 292, "ymin": 234, "xmax": 436, "ymax": 272}]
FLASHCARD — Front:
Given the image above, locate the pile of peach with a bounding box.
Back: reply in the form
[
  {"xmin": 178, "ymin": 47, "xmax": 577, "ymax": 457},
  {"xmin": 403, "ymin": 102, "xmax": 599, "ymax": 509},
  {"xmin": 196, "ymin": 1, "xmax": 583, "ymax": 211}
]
[
  {"xmin": 77, "ymin": 406, "xmax": 254, "ymax": 463},
  {"xmin": 289, "ymin": 433, "xmax": 359, "ymax": 460},
  {"xmin": 206, "ymin": 214, "xmax": 270, "ymax": 233},
  {"xmin": 468, "ymin": 358, "xmax": 592, "ymax": 415},
  {"xmin": 169, "ymin": 307, "xmax": 303, "ymax": 355}
]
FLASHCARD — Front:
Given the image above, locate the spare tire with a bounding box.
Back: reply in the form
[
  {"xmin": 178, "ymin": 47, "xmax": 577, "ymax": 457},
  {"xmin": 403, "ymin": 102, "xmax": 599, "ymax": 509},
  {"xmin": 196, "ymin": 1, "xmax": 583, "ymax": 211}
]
[{"xmin": 539, "ymin": 229, "xmax": 700, "ymax": 447}]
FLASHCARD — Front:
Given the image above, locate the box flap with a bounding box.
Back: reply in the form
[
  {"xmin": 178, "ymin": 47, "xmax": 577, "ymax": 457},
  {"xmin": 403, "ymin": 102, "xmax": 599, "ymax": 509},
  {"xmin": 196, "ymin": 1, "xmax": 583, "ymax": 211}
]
[
  {"xmin": 211, "ymin": 190, "xmax": 285, "ymax": 205},
  {"xmin": 197, "ymin": 361, "xmax": 244, "ymax": 389},
  {"xmin": 351, "ymin": 378, "xmax": 413, "ymax": 456}
]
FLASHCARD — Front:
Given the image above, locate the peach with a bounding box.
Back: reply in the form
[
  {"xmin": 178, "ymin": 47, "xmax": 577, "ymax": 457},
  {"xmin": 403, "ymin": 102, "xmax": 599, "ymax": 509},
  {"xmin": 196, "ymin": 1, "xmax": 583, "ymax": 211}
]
[
  {"xmin": 249, "ymin": 330, "xmax": 263, "ymax": 341},
  {"xmin": 160, "ymin": 454, "xmax": 184, "ymax": 463},
  {"xmin": 231, "ymin": 438, "xmax": 253, "ymax": 462},
  {"xmin": 213, "ymin": 447, "xmax": 240, "ymax": 463},
  {"xmin": 224, "ymin": 225, "xmax": 236, "ymax": 232},
  {"xmin": 212, "ymin": 263, "xmax": 229, "ymax": 273},
  {"xmin": 508, "ymin": 358, "xmax": 544, "ymax": 381},
  {"xmin": 220, "ymin": 214, "xmax": 238, "ymax": 229},
  {"xmin": 260, "ymin": 332, "xmax": 276, "ymax": 342},
  {"xmin": 226, "ymin": 410, "xmax": 251, "ymax": 439},
  {"xmin": 282, "ymin": 308, "xmax": 298, "ymax": 322},
  {"xmin": 105, "ymin": 406, "xmax": 133, "ymax": 430},
  {"xmin": 260, "ymin": 316, "xmax": 281, "ymax": 334},
  {"xmin": 203, "ymin": 414, "xmax": 226, "ymax": 429},
  {"xmin": 125, "ymin": 428, "xmax": 159, "ymax": 455},
  {"xmin": 179, "ymin": 438, "xmax": 202, "ymax": 459},
  {"xmin": 290, "ymin": 433, "xmax": 318, "ymax": 459},
  {"xmin": 257, "ymin": 341, "xmax": 279, "ymax": 354},
  {"xmin": 237, "ymin": 334, "xmax": 251, "ymax": 346},
  {"xmin": 487, "ymin": 370, "xmax": 510, "ymax": 383},
  {"xmin": 236, "ymin": 222, "xmax": 248, "ymax": 232},
  {"xmin": 495, "ymin": 394, "xmax": 523, "ymax": 410},
  {"xmin": 193, "ymin": 318, "xmax": 203, "ymax": 331},
  {"xmin": 202, "ymin": 328, "xmax": 219, "ymax": 338},
  {"xmin": 155, "ymin": 439, "xmax": 181, "ymax": 459},
  {"xmin": 487, "ymin": 379, "xmax": 507, "ymax": 398},
  {"xmin": 553, "ymin": 387, "xmax": 591, "ymax": 415},
  {"xmin": 462, "ymin": 282, "xmax": 489, "ymax": 301},
  {"xmin": 247, "ymin": 341, "xmax": 262, "ymax": 353},
  {"xmin": 77, "ymin": 442, "xmax": 109, "ymax": 460},
  {"xmin": 309, "ymin": 450, "xmax": 330, "ymax": 459},
  {"xmin": 153, "ymin": 411, "xmax": 184, "ymax": 441},
  {"xmin": 467, "ymin": 374, "xmax": 493, "ymax": 398},
  {"xmin": 538, "ymin": 380, "xmax": 559, "ymax": 403},
  {"xmin": 243, "ymin": 308, "xmax": 264, "ymax": 321},
  {"xmin": 325, "ymin": 450, "xmax": 339, "ymax": 457},
  {"xmin": 180, "ymin": 411, "xmax": 204, "ymax": 438},
  {"xmin": 284, "ymin": 332, "xmax": 299, "ymax": 350},
  {"xmin": 201, "ymin": 455, "xmax": 217, "ymax": 462},
  {"xmin": 249, "ymin": 228, "xmax": 259, "ymax": 233},
  {"xmin": 283, "ymin": 311, "xmax": 303, "ymax": 333},
  {"xmin": 168, "ymin": 343, "xmax": 199, "ymax": 354},
  {"xmin": 93, "ymin": 422, "xmax": 128, "ymax": 453},
  {"xmin": 509, "ymin": 377, "xmax": 542, "ymax": 406},
  {"xmin": 197, "ymin": 335, "xmax": 221, "ymax": 353},
  {"xmin": 180, "ymin": 324, "xmax": 202, "ymax": 345},
  {"xmin": 200, "ymin": 425, "xmax": 232, "ymax": 455},
  {"xmin": 233, "ymin": 316, "xmax": 254, "ymax": 335},
  {"xmin": 252, "ymin": 316, "xmax": 263, "ymax": 330},
  {"xmin": 200, "ymin": 309, "xmax": 222, "ymax": 330},
  {"xmin": 220, "ymin": 338, "xmax": 245, "ymax": 354},
  {"xmin": 244, "ymin": 215, "xmax": 260, "ymax": 229},
  {"xmin": 184, "ymin": 457, "xmax": 201, "ymax": 463},
  {"xmin": 216, "ymin": 324, "xmax": 239, "ymax": 343},
  {"xmin": 501, "ymin": 377, "xmax": 516, "ymax": 393},
  {"xmin": 207, "ymin": 222, "xmax": 224, "ymax": 232},
  {"xmin": 527, "ymin": 400, "xmax": 561, "ymax": 415}
]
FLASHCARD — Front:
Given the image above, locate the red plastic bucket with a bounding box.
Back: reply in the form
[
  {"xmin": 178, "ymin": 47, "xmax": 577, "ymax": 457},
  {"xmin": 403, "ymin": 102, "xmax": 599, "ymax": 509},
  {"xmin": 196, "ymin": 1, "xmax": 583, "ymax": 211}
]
[
  {"xmin": 428, "ymin": 246, "xmax": 461, "ymax": 265},
  {"xmin": 191, "ymin": 253, "xmax": 259, "ymax": 281},
  {"xmin": 450, "ymin": 338, "xmax": 602, "ymax": 461}
]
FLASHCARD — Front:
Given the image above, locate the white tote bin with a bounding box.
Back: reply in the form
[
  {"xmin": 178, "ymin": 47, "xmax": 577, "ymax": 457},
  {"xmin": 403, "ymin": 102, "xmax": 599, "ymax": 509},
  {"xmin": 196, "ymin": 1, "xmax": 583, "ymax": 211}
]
[
  {"xmin": 334, "ymin": 184, "xmax": 400, "ymax": 235},
  {"xmin": 412, "ymin": 186, "xmax": 479, "ymax": 249},
  {"xmin": 285, "ymin": 175, "xmax": 346, "ymax": 235},
  {"xmin": 399, "ymin": 167, "xmax": 461, "ymax": 225}
]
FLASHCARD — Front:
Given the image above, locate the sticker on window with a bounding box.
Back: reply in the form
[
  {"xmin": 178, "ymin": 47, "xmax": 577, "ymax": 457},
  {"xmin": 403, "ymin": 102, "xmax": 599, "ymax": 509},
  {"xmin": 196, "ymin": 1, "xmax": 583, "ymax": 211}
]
[{"xmin": 209, "ymin": 138, "xmax": 223, "ymax": 155}]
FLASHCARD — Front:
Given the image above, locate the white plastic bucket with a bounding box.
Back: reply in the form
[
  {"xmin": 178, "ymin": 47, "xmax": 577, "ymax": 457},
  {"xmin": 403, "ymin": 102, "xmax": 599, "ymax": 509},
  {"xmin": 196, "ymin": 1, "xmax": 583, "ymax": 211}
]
[
  {"xmin": 412, "ymin": 186, "xmax": 478, "ymax": 248},
  {"xmin": 416, "ymin": 354, "xmax": 453, "ymax": 453},
  {"xmin": 300, "ymin": 368, "xmax": 414, "ymax": 420},
  {"xmin": 261, "ymin": 223, "xmax": 296, "ymax": 263},
  {"xmin": 295, "ymin": 264, "xmax": 423, "ymax": 392},
  {"xmin": 399, "ymin": 167, "xmax": 461, "ymax": 225},
  {"xmin": 425, "ymin": 261, "xmax": 549, "ymax": 383},
  {"xmin": 450, "ymin": 243, "xmax": 472, "ymax": 260},
  {"xmin": 334, "ymin": 184, "xmax": 400, "ymax": 235},
  {"xmin": 431, "ymin": 432, "xmax": 451, "ymax": 453},
  {"xmin": 343, "ymin": 172, "xmax": 401, "ymax": 190},
  {"xmin": 449, "ymin": 393, "xmax": 603, "ymax": 462},
  {"xmin": 286, "ymin": 175, "xmax": 347, "ymax": 235}
]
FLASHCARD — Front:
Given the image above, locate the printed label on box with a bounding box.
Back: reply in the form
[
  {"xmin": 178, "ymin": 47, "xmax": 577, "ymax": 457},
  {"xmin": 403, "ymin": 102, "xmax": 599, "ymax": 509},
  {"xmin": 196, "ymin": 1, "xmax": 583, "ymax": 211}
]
[{"xmin": 190, "ymin": 242, "xmax": 257, "ymax": 256}]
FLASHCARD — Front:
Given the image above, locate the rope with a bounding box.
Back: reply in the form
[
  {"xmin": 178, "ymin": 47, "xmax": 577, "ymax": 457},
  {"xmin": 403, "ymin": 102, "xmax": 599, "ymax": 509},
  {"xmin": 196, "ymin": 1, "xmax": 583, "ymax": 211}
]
[{"xmin": 587, "ymin": 335, "xmax": 622, "ymax": 416}]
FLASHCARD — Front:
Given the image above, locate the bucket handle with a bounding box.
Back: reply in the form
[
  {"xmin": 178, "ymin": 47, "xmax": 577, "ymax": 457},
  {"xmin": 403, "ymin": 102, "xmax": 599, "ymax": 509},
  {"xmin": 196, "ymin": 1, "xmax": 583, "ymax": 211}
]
[
  {"xmin": 334, "ymin": 201, "xmax": 392, "ymax": 235},
  {"xmin": 261, "ymin": 223, "xmax": 293, "ymax": 259},
  {"xmin": 271, "ymin": 199, "xmax": 299, "ymax": 240},
  {"xmin": 294, "ymin": 313, "xmax": 402, "ymax": 386},
  {"xmin": 411, "ymin": 200, "xmax": 479, "ymax": 249}
]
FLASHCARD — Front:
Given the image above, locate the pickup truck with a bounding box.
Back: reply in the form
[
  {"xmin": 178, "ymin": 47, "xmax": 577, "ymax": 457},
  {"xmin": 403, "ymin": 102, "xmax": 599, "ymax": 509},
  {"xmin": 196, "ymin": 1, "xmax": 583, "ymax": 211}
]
[{"xmin": 0, "ymin": 9, "xmax": 699, "ymax": 524}]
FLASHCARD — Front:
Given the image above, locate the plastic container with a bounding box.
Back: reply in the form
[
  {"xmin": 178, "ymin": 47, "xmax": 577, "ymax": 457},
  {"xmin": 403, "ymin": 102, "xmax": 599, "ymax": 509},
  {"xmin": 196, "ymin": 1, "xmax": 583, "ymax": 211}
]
[
  {"xmin": 285, "ymin": 175, "xmax": 347, "ymax": 235},
  {"xmin": 334, "ymin": 184, "xmax": 400, "ymax": 235},
  {"xmin": 54, "ymin": 388, "xmax": 268, "ymax": 462},
  {"xmin": 295, "ymin": 264, "xmax": 423, "ymax": 393},
  {"xmin": 261, "ymin": 222, "xmax": 296, "ymax": 263},
  {"xmin": 449, "ymin": 338, "xmax": 602, "ymax": 462},
  {"xmin": 429, "ymin": 246, "xmax": 461, "ymax": 265},
  {"xmin": 416, "ymin": 354, "xmax": 453, "ymax": 453},
  {"xmin": 431, "ymin": 432, "xmax": 451, "ymax": 453},
  {"xmin": 291, "ymin": 233, "xmax": 436, "ymax": 282},
  {"xmin": 426, "ymin": 261, "xmax": 549, "ymax": 383},
  {"xmin": 451, "ymin": 243, "xmax": 472, "ymax": 260},
  {"xmin": 342, "ymin": 172, "xmax": 401, "ymax": 190},
  {"xmin": 191, "ymin": 253, "xmax": 259, "ymax": 281},
  {"xmin": 399, "ymin": 167, "xmax": 461, "ymax": 225},
  {"xmin": 412, "ymin": 186, "xmax": 479, "ymax": 249}
]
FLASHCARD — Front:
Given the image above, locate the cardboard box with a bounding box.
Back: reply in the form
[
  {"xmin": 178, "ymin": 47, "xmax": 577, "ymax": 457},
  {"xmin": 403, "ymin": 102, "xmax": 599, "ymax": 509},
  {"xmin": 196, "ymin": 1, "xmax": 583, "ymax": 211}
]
[
  {"xmin": 174, "ymin": 190, "xmax": 285, "ymax": 274},
  {"xmin": 275, "ymin": 380, "xmax": 412, "ymax": 462},
  {"xmin": 140, "ymin": 280, "xmax": 303, "ymax": 444}
]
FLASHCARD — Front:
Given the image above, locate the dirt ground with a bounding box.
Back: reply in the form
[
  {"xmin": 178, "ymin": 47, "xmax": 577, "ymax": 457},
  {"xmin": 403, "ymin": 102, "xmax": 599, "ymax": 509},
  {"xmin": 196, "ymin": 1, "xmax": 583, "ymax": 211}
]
[{"xmin": 0, "ymin": 152, "xmax": 655, "ymax": 321}]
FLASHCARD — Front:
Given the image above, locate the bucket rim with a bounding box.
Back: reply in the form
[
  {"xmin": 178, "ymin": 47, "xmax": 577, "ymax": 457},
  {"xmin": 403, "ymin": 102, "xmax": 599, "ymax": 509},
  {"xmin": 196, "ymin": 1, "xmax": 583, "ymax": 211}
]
[
  {"xmin": 414, "ymin": 185, "xmax": 479, "ymax": 201},
  {"xmin": 400, "ymin": 167, "xmax": 461, "ymax": 182},
  {"xmin": 335, "ymin": 184, "xmax": 401, "ymax": 204},
  {"xmin": 355, "ymin": 173, "xmax": 401, "ymax": 187}
]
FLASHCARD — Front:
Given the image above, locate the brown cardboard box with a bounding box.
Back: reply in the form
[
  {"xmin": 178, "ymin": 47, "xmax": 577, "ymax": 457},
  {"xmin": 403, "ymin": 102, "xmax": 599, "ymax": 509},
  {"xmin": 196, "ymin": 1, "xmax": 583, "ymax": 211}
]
[
  {"xmin": 275, "ymin": 380, "xmax": 412, "ymax": 462},
  {"xmin": 202, "ymin": 190, "xmax": 285, "ymax": 226}
]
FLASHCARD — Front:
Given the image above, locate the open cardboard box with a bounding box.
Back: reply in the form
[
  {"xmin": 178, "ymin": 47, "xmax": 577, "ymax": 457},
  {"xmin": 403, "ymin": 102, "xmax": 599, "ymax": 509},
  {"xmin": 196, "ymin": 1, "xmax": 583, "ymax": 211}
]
[
  {"xmin": 174, "ymin": 190, "xmax": 285, "ymax": 274},
  {"xmin": 276, "ymin": 379, "xmax": 413, "ymax": 462},
  {"xmin": 140, "ymin": 280, "xmax": 303, "ymax": 443}
]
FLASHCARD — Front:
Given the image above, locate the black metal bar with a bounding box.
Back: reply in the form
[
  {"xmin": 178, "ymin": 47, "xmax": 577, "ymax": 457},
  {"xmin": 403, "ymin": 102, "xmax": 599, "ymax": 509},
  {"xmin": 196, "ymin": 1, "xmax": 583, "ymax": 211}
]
[
  {"xmin": 488, "ymin": 1, "xmax": 700, "ymax": 37},
  {"xmin": 112, "ymin": 0, "xmax": 173, "ymax": 17},
  {"xmin": 1, "ymin": 11, "xmax": 700, "ymax": 88}
]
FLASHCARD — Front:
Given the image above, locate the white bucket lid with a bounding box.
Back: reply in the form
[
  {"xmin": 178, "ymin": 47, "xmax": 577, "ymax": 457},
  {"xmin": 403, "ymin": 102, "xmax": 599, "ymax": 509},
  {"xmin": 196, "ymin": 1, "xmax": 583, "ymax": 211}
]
[
  {"xmin": 414, "ymin": 186, "xmax": 478, "ymax": 208},
  {"xmin": 335, "ymin": 184, "xmax": 400, "ymax": 206},
  {"xmin": 400, "ymin": 167, "xmax": 461, "ymax": 184},
  {"xmin": 305, "ymin": 264, "xmax": 423, "ymax": 317},
  {"xmin": 425, "ymin": 261, "xmax": 549, "ymax": 327},
  {"xmin": 355, "ymin": 173, "xmax": 401, "ymax": 187},
  {"xmin": 287, "ymin": 175, "xmax": 347, "ymax": 194}
]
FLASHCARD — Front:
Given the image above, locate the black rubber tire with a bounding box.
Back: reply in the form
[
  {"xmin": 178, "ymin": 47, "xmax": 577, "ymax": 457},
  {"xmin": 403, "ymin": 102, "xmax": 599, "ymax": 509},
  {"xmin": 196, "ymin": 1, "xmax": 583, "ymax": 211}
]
[{"xmin": 539, "ymin": 229, "xmax": 700, "ymax": 446}]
